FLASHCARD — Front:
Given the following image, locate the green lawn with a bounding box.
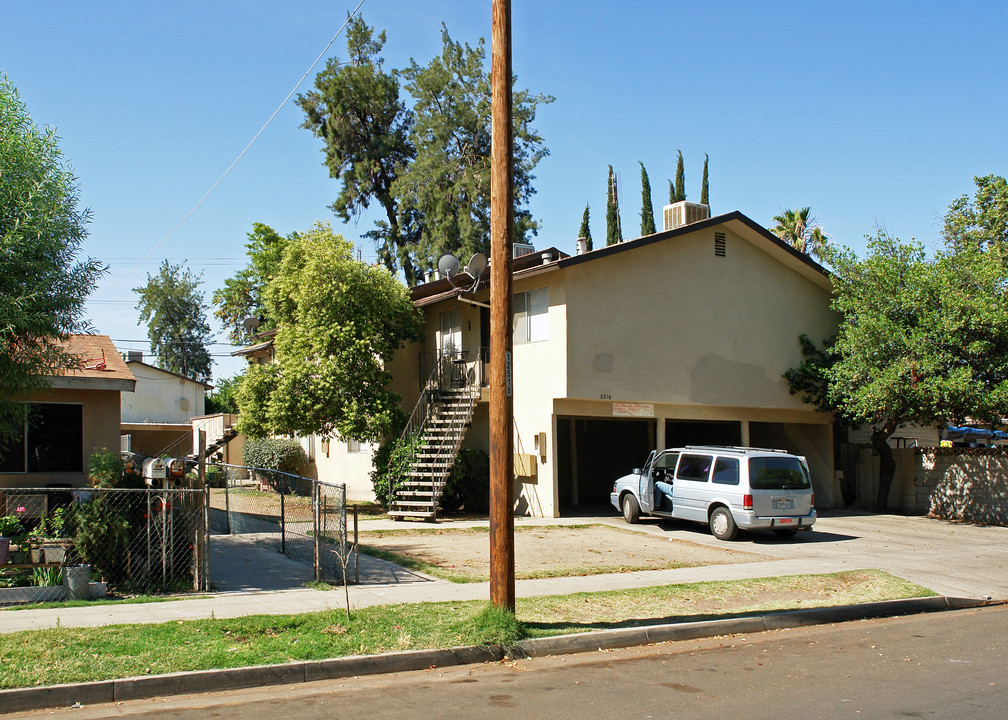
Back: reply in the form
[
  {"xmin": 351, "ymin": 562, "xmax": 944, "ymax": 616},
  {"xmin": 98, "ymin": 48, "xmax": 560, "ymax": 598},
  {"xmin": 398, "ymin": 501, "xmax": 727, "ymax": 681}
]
[{"xmin": 0, "ymin": 569, "xmax": 934, "ymax": 689}]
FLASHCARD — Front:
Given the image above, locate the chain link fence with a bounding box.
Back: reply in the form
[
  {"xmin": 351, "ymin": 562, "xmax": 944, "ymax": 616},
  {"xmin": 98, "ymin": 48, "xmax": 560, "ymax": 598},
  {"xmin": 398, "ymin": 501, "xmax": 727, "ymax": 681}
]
[
  {"xmin": 0, "ymin": 486, "xmax": 208, "ymax": 606},
  {"xmin": 206, "ymin": 462, "xmax": 355, "ymax": 584}
]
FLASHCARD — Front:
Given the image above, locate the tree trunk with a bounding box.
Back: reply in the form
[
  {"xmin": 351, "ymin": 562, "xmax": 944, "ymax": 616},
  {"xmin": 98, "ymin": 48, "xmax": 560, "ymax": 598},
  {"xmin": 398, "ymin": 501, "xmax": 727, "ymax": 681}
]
[{"xmin": 871, "ymin": 427, "xmax": 896, "ymax": 512}]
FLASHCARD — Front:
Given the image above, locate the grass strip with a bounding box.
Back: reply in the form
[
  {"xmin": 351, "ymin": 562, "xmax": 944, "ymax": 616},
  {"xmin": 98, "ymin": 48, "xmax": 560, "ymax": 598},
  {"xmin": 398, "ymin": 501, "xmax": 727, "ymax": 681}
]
[{"xmin": 0, "ymin": 570, "xmax": 932, "ymax": 689}]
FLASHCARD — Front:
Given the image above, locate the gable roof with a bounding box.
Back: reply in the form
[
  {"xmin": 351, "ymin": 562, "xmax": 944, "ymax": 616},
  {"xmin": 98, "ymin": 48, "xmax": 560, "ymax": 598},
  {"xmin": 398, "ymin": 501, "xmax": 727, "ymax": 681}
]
[
  {"xmin": 47, "ymin": 335, "xmax": 136, "ymax": 392},
  {"xmin": 408, "ymin": 211, "xmax": 831, "ymax": 306},
  {"xmin": 125, "ymin": 359, "xmax": 212, "ymax": 388}
]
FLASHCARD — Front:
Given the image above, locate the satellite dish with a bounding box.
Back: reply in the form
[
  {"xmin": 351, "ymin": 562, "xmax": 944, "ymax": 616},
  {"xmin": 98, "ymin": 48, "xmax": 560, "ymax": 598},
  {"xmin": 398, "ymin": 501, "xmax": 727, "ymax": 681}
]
[
  {"xmin": 466, "ymin": 252, "xmax": 488, "ymax": 277},
  {"xmin": 437, "ymin": 253, "xmax": 460, "ymax": 278},
  {"xmin": 242, "ymin": 317, "xmax": 260, "ymax": 332}
]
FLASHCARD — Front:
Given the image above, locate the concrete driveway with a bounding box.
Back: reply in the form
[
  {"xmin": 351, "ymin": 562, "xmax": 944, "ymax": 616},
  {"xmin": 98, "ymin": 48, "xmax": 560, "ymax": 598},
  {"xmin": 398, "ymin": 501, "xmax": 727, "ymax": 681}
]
[{"xmin": 591, "ymin": 509, "xmax": 1008, "ymax": 600}]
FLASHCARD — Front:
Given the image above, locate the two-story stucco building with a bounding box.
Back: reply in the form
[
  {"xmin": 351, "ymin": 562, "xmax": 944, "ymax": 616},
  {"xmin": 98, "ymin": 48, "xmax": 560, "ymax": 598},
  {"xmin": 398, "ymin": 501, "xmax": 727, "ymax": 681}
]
[{"xmin": 378, "ymin": 205, "xmax": 840, "ymax": 517}]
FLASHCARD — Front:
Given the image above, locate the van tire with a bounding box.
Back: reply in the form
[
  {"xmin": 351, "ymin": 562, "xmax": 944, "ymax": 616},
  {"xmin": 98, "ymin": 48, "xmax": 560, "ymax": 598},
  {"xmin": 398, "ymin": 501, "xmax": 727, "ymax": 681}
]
[
  {"xmin": 709, "ymin": 506, "xmax": 737, "ymax": 540},
  {"xmin": 622, "ymin": 494, "xmax": 640, "ymax": 524}
]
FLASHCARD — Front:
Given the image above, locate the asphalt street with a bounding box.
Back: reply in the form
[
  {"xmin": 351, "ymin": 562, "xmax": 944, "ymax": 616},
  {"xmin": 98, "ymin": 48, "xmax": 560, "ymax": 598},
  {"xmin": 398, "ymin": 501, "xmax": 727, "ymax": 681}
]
[{"xmin": 6, "ymin": 604, "xmax": 1002, "ymax": 719}]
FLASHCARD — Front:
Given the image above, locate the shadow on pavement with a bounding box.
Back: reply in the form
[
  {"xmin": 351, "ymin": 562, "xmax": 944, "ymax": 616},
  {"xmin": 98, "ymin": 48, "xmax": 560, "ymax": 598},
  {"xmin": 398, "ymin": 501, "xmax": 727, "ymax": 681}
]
[{"xmin": 210, "ymin": 531, "xmax": 433, "ymax": 592}]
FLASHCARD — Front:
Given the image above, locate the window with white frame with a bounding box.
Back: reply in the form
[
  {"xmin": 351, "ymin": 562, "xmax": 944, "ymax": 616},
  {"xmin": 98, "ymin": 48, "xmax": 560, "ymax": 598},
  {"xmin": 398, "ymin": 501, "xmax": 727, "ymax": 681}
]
[
  {"xmin": 347, "ymin": 438, "xmax": 370, "ymax": 454},
  {"xmin": 513, "ymin": 288, "xmax": 548, "ymax": 344}
]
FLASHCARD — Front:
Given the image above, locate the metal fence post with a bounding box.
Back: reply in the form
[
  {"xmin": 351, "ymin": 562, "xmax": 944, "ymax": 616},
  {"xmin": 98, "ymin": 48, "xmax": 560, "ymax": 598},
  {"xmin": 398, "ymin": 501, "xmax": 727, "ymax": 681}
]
[
  {"xmin": 280, "ymin": 477, "xmax": 286, "ymax": 556},
  {"xmin": 353, "ymin": 503, "xmax": 359, "ymax": 584},
  {"xmin": 314, "ymin": 481, "xmax": 321, "ymax": 582}
]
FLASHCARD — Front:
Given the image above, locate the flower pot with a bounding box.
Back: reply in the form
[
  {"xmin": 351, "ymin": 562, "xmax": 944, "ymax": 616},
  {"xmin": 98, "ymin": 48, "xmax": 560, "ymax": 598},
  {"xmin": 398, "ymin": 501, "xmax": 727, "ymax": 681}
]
[
  {"xmin": 29, "ymin": 546, "xmax": 44, "ymax": 564},
  {"xmin": 64, "ymin": 564, "xmax": 91, "ymax": 599},
  {"xmin": 42, "ymin": 544, "xmax": 66, "ymax": 564},
  {"xmin": 10, "ymin": 549, "xmax": 28, "ymax": 564}
]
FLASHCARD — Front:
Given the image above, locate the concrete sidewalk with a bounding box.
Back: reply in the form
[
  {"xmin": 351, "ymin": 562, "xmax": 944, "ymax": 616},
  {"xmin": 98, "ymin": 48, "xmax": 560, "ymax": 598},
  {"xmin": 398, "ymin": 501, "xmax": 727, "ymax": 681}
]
[{"xmin": 1, "ymin": 510, "xmax": 1004, "ymax": 634}]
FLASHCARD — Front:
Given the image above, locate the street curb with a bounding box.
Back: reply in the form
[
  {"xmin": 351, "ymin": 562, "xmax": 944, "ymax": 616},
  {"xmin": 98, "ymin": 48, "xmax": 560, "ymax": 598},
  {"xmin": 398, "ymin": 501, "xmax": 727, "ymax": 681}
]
[{"xmin": 0, "ymin": 596, "xmax": 994, "ymax": 713}]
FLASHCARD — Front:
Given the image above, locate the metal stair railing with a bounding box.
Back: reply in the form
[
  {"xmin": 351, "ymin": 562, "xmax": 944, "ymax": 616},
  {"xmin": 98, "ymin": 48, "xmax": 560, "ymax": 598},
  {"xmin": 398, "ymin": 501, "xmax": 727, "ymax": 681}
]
[
  {"xmin": 426, "ymin": 381, "xmax": 479, "ymax": 517},
  {"xmin": 387, "ymin": 358, "xmax": 443, "ymax": 507}
]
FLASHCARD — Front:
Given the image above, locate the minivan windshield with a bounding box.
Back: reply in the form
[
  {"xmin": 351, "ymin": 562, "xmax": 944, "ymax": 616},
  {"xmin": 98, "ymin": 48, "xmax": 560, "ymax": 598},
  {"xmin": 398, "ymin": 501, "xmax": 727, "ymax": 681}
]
[{"xmin": 748, "ymin": 456, "xmax": 811, "ymax": 490}]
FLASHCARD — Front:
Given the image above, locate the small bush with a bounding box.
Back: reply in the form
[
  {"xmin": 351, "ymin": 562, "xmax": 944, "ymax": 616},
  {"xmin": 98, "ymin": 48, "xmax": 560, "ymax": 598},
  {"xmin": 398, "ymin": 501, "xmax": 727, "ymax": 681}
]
[
  {"xmin": 370, "ymin": 430, "xmax": 421, "ymax": 507},
  {"xmin": 241, "ymin": 437, "xmax": 308, "ymax": 476},
  {"xmin": 88, "ymin": 448, "xmax": 124, "ymax": 488},
  {"xmin": 440, "ymin": 448, "xmax": 490, "ymax": 513}
]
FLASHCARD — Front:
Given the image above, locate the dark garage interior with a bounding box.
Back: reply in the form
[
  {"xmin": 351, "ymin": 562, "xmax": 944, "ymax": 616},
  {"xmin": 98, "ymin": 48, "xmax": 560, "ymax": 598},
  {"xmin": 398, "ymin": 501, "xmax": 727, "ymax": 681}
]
[{"xmin": 557, "ymin": 418, "xmax": 654, "ymax": 512}]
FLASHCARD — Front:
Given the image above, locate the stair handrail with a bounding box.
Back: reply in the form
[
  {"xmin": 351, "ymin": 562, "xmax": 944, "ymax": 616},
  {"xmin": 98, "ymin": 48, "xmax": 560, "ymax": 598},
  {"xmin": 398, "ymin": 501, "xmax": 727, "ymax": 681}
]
[
  {"xmin": 427, "ymin": 375, "xmax": 479, "ymax": 516},
  {"xmin": 388, "ymin": 358, "xmax": 443, "ymax": 506}
]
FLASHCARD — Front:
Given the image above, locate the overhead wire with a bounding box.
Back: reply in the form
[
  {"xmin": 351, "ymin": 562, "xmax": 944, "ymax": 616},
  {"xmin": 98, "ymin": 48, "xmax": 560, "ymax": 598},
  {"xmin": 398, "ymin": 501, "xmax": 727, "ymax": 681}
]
[{"xmin": 93, "ymin": 0, "xmax": 369, "ymax": 298}]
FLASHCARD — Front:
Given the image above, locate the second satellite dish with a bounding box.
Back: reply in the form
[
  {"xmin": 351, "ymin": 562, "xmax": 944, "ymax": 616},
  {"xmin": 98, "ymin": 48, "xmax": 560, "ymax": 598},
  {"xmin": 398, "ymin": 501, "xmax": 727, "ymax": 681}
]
[{"xmin": 466, "ymin": 252, "xmax": 487, "ymax": 277}]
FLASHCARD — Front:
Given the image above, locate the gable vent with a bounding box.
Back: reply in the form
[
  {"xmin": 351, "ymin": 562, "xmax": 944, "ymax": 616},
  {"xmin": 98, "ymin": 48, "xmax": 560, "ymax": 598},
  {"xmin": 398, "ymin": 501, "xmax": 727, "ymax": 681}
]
[{"xmin": 714, "ymin": 231, "xmax": 726, "ymax": 257}]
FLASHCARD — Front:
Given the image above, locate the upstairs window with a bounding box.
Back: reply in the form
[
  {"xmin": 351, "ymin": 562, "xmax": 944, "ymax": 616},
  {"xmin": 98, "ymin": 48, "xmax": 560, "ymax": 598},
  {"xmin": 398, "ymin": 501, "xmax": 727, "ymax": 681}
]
[{"xmin": 513, "ymin": 288, "xmax": 549, "ymax": 344}]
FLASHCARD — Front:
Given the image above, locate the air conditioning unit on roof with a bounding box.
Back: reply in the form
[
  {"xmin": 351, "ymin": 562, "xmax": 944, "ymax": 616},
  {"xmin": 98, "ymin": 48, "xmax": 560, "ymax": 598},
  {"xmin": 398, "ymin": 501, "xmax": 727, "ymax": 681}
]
[{"xmin": 663, "ymin": 201, "xmax": 710, "ymax": 231}]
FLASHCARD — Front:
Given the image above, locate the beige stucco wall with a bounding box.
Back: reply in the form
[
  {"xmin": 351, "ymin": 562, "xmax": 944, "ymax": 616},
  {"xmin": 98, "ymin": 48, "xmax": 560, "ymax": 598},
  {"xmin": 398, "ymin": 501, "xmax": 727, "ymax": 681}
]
[
  {"xmin": 0, "ymin": 388, "xmax": 122, "ymax": 489},
  {"xmin": 312, "ymin": 437, "xmax": 379, "ymax": 503},
  {"xmin": 564, "ymin": 226, "xmax": 837, "ymax": 408}
]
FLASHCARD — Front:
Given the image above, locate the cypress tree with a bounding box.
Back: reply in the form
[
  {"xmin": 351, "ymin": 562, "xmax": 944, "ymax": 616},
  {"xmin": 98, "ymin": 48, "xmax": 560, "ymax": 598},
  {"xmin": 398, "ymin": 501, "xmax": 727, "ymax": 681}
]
[
  {"xmin": 639, "ymin": 161, "xmax": 656, "ymax": 236},
  {"xmin": 579, "ymin": 203, "xmax": 593, "ymax": 251},
  {"xmin": 674, "ymin": 150, "xmax": 686, "ymax": 202},
  {"xmin": 700, "ymin": 154, "xmax": 709, "ymax": 207},
  {"xmin": 606, "ymin": 165, "xmax": 622, "ymax": 246}
]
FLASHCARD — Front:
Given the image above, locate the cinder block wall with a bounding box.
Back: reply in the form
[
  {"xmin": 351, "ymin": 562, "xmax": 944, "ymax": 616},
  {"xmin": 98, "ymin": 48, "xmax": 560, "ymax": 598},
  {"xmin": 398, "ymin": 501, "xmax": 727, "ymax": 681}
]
[{"xmin": 855, "ymin": 447, "xmax": 1008, "ymax": 525}]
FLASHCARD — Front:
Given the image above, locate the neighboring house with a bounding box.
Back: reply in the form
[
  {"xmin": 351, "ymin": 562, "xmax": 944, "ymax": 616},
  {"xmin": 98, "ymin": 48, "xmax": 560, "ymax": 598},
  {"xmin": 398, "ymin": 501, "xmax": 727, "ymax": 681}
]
[
  {"xmin": 119, "ymin": 353, "xmax": 211, "ymax": 458},
  {"xmin": 0, "ymin": 334, "xmax": 136, "ymax": 489},
  {"xmin": 236, "ymin": 204, "xmax": 840, "ymax": 515},
  {"xmin": 386, "ymin": 204, "xmax": 840, "ymax": 517}
]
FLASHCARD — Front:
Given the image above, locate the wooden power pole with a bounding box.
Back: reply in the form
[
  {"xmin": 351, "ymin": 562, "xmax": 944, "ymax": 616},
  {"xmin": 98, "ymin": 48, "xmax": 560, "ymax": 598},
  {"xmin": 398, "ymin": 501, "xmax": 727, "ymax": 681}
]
[{"xmin": 490, "ymin": 0, "xmax": 515, "ymax": 611}]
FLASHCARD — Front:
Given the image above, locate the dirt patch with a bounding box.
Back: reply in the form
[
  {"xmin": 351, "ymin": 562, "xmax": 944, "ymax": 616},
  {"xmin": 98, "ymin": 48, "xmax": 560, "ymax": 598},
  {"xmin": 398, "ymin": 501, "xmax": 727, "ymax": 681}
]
[{"xmin": 358, "ymin": 524, "xmax": 771, "ymax": 582}]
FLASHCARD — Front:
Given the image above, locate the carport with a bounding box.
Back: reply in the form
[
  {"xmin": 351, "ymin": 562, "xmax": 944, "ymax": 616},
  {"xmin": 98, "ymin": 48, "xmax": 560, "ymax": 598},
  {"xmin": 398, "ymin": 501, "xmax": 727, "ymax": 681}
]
[{"xmin": 556, "ymin": 417, "xmax": 655, "ymax": 511}]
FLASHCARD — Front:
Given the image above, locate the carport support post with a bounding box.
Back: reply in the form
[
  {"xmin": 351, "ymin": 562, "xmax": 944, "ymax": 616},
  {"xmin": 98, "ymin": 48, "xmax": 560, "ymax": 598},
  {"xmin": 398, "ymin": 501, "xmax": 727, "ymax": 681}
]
[{"xmin": 489, "ymin": 0, "xmax": 516, "ymax": 612}]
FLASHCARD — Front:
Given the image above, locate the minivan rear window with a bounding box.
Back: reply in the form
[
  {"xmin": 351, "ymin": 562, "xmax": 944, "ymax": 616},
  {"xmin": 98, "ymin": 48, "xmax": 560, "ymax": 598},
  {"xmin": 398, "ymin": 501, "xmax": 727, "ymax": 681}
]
[{"xmin": 748, "ymin": 457, "xmax": 811, "ymax": 490}]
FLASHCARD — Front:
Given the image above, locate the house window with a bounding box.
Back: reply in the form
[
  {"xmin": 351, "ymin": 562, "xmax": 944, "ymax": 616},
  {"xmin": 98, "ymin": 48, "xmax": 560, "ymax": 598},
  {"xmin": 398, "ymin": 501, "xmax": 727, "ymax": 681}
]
[
  {"xmin": 0, "ymin": 403, "xmax": 84, "ymax": 473},
  {"xmin": 513, "ymin": 288, "xmax": 548, "ymax": 344},
  {"xmin": 347, "ymin": 439, "xmax": 370, "ymax": 454}
]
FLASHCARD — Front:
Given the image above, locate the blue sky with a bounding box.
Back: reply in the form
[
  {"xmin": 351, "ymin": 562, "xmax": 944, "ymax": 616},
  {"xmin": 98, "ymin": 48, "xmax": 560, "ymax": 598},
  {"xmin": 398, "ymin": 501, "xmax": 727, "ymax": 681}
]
[{"xmin": 5, "ymin": 1, "xmax": 1007, "ymax": 381}]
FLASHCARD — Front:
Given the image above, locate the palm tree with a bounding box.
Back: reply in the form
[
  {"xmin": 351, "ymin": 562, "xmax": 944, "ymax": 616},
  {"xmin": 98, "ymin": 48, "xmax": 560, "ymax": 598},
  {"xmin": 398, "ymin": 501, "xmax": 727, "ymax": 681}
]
[{"xmin": 771, "ymin": 207, "xmax": 828, "ymax": 258}]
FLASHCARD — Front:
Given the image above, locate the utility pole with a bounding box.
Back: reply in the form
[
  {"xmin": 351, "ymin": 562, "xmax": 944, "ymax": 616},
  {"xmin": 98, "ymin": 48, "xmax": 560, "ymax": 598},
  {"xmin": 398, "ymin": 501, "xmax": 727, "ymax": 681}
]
[{"xmin": 490, "ymin": 0, "xmax": 515, "ymax": 611}]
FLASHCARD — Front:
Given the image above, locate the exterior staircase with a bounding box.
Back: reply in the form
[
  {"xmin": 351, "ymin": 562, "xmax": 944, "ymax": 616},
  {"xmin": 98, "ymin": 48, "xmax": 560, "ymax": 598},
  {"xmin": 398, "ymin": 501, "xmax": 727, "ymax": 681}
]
[
  {"xmin": 189, "ymin": 413, "xmax": 238, "ymax": 461},
  {"xmin": 388, "ymin": 386, "xmax": 477, "ymax": 521}
]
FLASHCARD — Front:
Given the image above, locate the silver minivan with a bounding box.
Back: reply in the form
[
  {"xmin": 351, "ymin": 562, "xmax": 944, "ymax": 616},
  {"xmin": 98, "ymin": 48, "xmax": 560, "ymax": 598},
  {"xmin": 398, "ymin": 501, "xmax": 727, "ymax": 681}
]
[{"xmin": 610, "ymin": 445, "xmax": 816, "ymax": 540}]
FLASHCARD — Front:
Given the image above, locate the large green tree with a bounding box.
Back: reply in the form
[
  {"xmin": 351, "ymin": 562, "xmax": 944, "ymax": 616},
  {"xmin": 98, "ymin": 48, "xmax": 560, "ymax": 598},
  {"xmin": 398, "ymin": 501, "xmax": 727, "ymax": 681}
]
[
  {"xmin": 299, "ymin": 18, "xmax": 552, "ymax": 283},
  {"xmin": 297, "ymin": 17, "xmax": 417, "ymax": 283},
  {"xmin": 606, "ymin": 165, "xmax": 622, "ymax": 246},
  {"xmin": 237, "ymin": 222, "xmax": 424, "ymax": 442},
  {"xmin": 770, "ymin": 207, "xmax": 828, "ymax": 258},
  {"xmin": 0, "ymin": 75, "xmax": 104, "ymax": 449},
  {"xmin": 669, "ymin": 150, "xmax": 686, "ymax": 203},
  {"xmin": 786, "ymin": 233, "xmax": 1008, "ymax": 511},
  {"xmin": 639, "ymin": 161, "xmax": 656, "ymax": 236},
  {"xmin": 578, "ymin": 203, "xmax": 592, "ymax": 251},
  {"xmin": 943, "ymin": 174, "xmax": 1008, "ymax": 250},
  {"xmin": 212, "ymin": 223, "xmax": 295, "ymax": 345},
  {"xmin": 134, "ymin": 261, "xmax": 213, "ymax": 383}
]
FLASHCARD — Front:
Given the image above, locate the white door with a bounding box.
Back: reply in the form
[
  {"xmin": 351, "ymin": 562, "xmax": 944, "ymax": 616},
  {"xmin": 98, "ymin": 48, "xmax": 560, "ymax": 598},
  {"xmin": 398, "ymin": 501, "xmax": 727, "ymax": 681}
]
[{"xmin": 439, "ymin": 310, "xmax": 462, "ymax": 357}]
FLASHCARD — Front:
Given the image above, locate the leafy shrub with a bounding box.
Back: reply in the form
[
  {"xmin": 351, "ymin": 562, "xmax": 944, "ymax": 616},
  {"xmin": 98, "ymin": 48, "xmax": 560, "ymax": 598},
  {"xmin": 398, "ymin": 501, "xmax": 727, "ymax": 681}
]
[
  {"xmin": 370, "ymin": 430, "xmax": 421, "ymax": 506},
  {"xmin": 88, "ymin": 447, "xmax": 124, "ymax": 488},
  {"xmin": 440, "ymin": 448, "xmax": 490, "ymax": 513},
  {"xmin": 241, "ymin": 437, "xmax": 308, "ymax": 475},
  {"xmin": 74, "ymin": 496, "xmax": 129, "ymax": 582}
]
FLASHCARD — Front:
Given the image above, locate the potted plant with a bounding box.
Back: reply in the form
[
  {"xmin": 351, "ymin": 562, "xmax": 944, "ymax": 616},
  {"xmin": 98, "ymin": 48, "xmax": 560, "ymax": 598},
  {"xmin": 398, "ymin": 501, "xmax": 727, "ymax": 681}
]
[
  {"xmin": 27, "ymin": 507, "xmax": 69, "ymax": 564},
  {"xmin": 0, "ymin": 513, "xmax": 25, "ymax": 565}
]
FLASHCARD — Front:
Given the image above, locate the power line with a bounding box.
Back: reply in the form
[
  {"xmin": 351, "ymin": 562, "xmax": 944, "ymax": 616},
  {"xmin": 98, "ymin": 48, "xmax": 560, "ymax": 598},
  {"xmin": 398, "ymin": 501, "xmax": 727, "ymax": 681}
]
[{"xmin": 94, "ymin": 0, "xmax": 369, "ymax": 298}]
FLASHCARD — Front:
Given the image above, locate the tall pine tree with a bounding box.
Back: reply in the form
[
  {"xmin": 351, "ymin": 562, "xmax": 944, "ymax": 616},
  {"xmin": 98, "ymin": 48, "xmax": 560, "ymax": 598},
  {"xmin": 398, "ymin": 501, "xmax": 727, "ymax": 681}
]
[
  {"xmin": 639, "ymin": 161, "xmax": 656, "ymax": 236},
  {"xmin": 700, "ymin": 154, "xmax": 709, "ymax": 207},
  {"xmin": 606, "ymin": 165, "xmax": 622, "ymax": 246},
  {"xmin": 674, "ymin": 150, "xmax": 686, "ymax": 202},
  {"xmin": 578, "ymin": 203, "xmax": 593, "ymax": 251}
]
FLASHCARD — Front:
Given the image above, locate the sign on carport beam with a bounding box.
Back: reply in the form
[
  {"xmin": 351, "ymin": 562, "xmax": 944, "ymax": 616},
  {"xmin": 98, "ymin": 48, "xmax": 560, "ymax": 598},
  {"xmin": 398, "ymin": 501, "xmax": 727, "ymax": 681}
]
[{"xmin": 613, "ymin": 402, "xmax": 654, "ymax": 417}]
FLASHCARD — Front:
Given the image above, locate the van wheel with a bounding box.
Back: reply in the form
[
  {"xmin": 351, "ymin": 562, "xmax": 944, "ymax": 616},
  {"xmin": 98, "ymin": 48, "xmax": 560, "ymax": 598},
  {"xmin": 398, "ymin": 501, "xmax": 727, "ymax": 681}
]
[
  {"xmin": 709, "ymin": 506, "xmax": 737, "ymax": 540},
  {"xmin": 622, "ymin": 494, "xmax": 640, "ymax": 524}
]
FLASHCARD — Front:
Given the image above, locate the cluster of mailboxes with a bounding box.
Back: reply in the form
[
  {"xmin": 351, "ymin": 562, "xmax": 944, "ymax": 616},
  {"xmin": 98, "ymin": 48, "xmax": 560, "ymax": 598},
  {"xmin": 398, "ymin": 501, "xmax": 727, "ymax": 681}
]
[{"xmin": 140, "ymin": 458, "xmax": 191, "ymax": 488}]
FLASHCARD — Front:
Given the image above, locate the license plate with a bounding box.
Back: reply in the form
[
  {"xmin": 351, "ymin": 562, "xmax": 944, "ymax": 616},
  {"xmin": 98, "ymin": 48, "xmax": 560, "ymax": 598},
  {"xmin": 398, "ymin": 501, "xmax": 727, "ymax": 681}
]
[
  {"xmin": 776, "ymin": 517, "xmax": 795, "ymax": 525},
  {"xmin": 773, "ymin": 497, "xmax": 794, "ymax": 510}
]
